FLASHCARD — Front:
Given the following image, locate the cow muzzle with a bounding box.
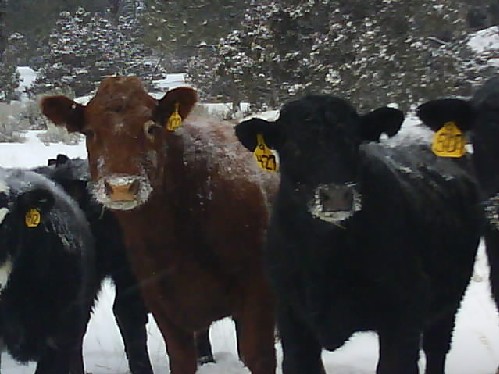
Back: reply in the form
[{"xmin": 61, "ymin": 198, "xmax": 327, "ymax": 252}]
[
  {"xmin": 309, "ymin": 183, "xmax": 362, "ymax": 224},
  {"xmin": 93, "ymin": 175, "xmax": 152, "ymax": 210},
  {"xmin": 105, "ymin": 179, "xmax": 140, "ymax": 202}
]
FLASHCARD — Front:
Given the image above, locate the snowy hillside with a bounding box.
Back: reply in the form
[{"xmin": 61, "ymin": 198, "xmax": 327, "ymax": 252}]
[{"xmin": 0, "ymin": 120, "xmax": 498, "ymax": 373}]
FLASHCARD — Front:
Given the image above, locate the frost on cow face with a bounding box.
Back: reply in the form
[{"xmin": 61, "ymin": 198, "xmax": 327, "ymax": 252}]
[
  {"xmin": 40, "ymin": 76, "xmax": 197, "ymax": 211},
  {"xmin": 235, "ymin": 94, "xmax": 404, "ymax": 224}
]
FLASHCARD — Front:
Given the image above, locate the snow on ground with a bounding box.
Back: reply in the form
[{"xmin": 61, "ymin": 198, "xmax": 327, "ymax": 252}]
[
  {"xmin": 0, "ymin": 116, "xmax": 498, "ymax": 373},
  {"xmin": 15, "ymin": 67, "xmax": 37, "ymax": 102}
]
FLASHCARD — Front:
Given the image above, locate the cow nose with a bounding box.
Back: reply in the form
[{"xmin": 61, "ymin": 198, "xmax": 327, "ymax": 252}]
[
  {"xmin": 104, "ymin": 180, "xmax": 140, "ymax": 202},
  {"xmin": 318, "ymin": 184, "xmax": 355, "ymax": 212}
]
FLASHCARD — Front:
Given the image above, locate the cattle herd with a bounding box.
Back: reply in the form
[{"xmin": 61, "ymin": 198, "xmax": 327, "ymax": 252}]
[{"xmin": 0, "ymin": 75, "xmax": 495, "ymax": 374}]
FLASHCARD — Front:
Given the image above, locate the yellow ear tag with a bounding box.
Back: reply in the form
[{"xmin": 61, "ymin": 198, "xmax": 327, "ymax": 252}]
[
  {"xmin": 166, "ymin": 103, "xmax": 182, "ymax": 132},
  {"xmin": 254, "ymin": 134, "xmax": 278, "ymax": 172},
  {"xmin": 25, "ymin": 208, "xmax": 41, "ymax": 228},
  {"xmin": 431, "ymin": 121, "xmax": 466, "ymax": 158}
]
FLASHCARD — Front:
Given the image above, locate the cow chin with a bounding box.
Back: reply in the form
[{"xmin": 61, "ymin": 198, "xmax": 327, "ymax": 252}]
[
  {"xmin": 308, "ymin": 183, "xmax": 362, "ymax": 225},
  {"xmin": 484, "ymin": 192, "xmax": 499, "ymax": 230},
  {"xmin": 91, "ymin": 175, "xmax": 153, "ymax": 211}
]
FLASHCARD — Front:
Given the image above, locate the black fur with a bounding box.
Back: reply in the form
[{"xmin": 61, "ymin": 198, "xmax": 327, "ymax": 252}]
[
  {"xmin": 418, "ymin": 79, "xmax": 499, "ymax": 374},
  {"xmin": 236, "ymin": 95, "xmax": 482, "ymax": 374},
  {"xmin": 35, "ymin": 155, "xmax": 216, "ymax": 373},
  {"xmin": 35, "ymin": 156, "xmax": 155, "ymax": 374},
  {"xmin": 0, "ymin": 168, "xmax": 95, "ymax": 373}
]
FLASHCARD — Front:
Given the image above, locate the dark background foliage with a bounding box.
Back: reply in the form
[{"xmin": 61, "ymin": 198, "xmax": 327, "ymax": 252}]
[{"xmin": 0, "ymin": 0, "xmax": 498, "ymax": 114}]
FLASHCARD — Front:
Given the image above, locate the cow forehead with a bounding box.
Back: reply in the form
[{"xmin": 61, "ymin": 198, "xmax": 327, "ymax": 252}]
[{"xmin": 87, "ymin": 77, "xmax": 156, "ymax": 120}]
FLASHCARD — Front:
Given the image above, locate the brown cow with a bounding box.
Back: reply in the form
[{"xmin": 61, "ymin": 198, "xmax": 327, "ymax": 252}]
[{"xmin": 40, "ymin": 77, "xmax": 277, "ymax": 374}]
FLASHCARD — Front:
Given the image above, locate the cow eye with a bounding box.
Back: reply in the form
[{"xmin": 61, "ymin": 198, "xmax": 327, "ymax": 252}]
[{"xmin": 144, "ymin": 120, "xmax": 162, "ymax": 140}]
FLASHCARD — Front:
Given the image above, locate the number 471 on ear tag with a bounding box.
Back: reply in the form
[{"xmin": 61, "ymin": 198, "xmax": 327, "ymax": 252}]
[{"xmin": 254, "ymin": 134, "xmax": 278, "ymax": 172}]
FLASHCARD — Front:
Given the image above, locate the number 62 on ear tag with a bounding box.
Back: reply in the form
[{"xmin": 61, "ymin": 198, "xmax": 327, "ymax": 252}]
[
  {"xmin": 254, "ymin": 134, "xmax": 278, "ymax": 172},
  {"xmin": 25, "ymin": 208, "xmax": 41, "ymax": 228}
]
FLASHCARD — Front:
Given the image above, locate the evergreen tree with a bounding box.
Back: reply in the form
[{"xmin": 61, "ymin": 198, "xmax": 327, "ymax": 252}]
[
  {"xmin": 141, "ymin": 0, "xmax": 251, "ymax": 71},
  {"xmin": 0, "ymin": 0, "xmax": 5, "ymax": 58},
  {"xmin": 4, "ymin": 0, "xmax": 110, "ymax": 58},
  {"xmin": 33, "ymin": 7, "xmax": 164, "ymax": 97},
  {"xmin": 0, "ymin": 0, "xmax": 20, "ymax": 102},
  {"xmin": 187, "ymin": 0, "xmax": 476, "ymax": 112}
]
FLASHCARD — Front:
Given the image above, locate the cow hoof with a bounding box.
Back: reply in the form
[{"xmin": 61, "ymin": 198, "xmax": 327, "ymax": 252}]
[{"xmin": 197, "ymin": 355, "xmax": 215, "ymax": 365}]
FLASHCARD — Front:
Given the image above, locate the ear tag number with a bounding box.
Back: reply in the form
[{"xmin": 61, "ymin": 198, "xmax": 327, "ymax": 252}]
[
  {"xmin": 431, "ymin": 121, "xmax": 465, "ymax": 158},
  {"xmin": 254, "ymin": 134, "xmax": 278, "ymax": 172},
  {"xmin": 25, "ymin": 208, "xmax": 41, "ymax": 228},
  {"xmin": 166, "ymin": 103, "xmax": 182, "ymax": 132}
]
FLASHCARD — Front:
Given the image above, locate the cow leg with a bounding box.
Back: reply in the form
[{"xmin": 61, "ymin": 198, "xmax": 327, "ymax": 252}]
[
  {"xmin": 277, "ymin": 301, "xmax": 325, "ymax": 374},
  {"xmin": 195, "ymin": 329, "xmax": 214, "ymax": 365},
  {"xmin": 152, "ymin": 313, "xmax": 197, "ymax": 374},
  {"xmin": 35, "ymin": 346, "xmax": 78, "ymax": 374},
  {"xmin": 236, "ymin": 283, "xmax": 276, "ymax": 374},
  {"xmin": 68, "ymin": 343, "xmax": 85, "ymax": 374},
  {"xmin": 422, "ymin": 311, "xmax": 457, "ymax": 374},
  {"xmin": 113, "ymin": 275, "xmax": 153, "ymax": 374},
  {"xmin": 377, "ymin": 328, "xmax": 420, "ymax": 374}
]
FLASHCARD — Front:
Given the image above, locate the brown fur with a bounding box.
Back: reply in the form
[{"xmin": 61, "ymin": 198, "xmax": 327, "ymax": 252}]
[{"xmin": 40, "ymin": 77, "xmax": 278, "ymax": 374}]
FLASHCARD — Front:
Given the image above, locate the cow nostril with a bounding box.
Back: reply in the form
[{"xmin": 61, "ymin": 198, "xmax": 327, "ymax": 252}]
[
  {"xmin": 129, "ymin": 180, "xmax": 140, "ymax": 195},
  {"xmin": 104, "ymin": 181, "xmax": 113, "ymax": 196}
]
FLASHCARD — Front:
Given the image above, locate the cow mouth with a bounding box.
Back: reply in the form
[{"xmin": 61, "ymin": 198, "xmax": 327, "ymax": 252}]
[
  {"xmin": 308, "ymin": 183, "xmax": 362, "ymax": 224},
  {"xmin": 92, "ymin": 175, "xmax": 152, "ymax": 211},
  {"xmin": 484, "ymin": 193, "xmax": 499, "ymax": 230}
]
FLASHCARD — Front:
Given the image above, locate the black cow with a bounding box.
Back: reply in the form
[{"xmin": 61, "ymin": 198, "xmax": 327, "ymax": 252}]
[
  {"xmin": 417, "ymin": 79, "xmax": 499, "ymax": 374},
  {"xmin": 34, "ymin": 154, "xmax": 216, "ymax": 373},
  {"xmin": 235, "ymin": 95, "xmax": 483, "ymax": 374},
  {"xmin": 0, "ymin": 167, "xmax": 95, "ymax": 373}
]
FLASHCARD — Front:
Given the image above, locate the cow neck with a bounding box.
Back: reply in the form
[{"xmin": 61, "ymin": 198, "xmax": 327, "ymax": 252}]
[{"xmin": 161, "ymin": 128, "xmax": 195, "ymax": 196}]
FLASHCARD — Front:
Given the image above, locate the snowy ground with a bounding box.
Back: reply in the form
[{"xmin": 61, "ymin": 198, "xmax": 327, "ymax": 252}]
[{"xmin": 0, "ymin": 120, "xmax": 498, "ymax": 374}]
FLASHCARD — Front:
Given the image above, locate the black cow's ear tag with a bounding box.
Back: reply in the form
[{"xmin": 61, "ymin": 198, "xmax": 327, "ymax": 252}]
[
  {"xmin": 254, "ymin": 134, "xmax": 278, "ymax": 172},
  {"xmin": 431, "ymin": 121, "xmax": 465, "ymax": 158},
  {"xmin": 166, "ymin": 103, "xmax": 182, "ymax": 132},
  {"xmin": 25, "ymin": 208, "xmax": 41, "ymax": 228}
]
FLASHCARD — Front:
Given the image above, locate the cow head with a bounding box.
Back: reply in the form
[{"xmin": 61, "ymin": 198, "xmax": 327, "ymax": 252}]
[
  {"xmin": 235, "ymin": 95, "xmax": 404, "ymax": 224},
  {"xmin": 416, "ymin": 84, "xmax": 499, "ymax": 228},
  {"xmin": 0, "ymin": 175, "xmax": 56, "ymax": 293},
  {"xmin": 35, "ymin": 154, "xmax": 90, "ymax": 209},
  {"xmin": 40, "ymin": 77, "xmax": 197, "ymax": 210}
]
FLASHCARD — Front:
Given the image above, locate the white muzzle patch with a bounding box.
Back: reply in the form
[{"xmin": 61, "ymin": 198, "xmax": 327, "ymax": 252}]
[
  {"xmin": 308, "ymin": 183, "xmax": 362, "ymax": 225},
  {"xmin": 92, "ymin": 174, "xmax": 153, "ymax": 211}
]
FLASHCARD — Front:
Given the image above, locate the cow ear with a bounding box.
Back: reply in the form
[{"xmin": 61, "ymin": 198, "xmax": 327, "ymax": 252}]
[
  {"xmin": 235, "ymin": 118, "xmax": 281, "ymax": 152},
  {"xmin": 359, "ymin": 107, "xmax": 404, "ymax": 142},
  {"xmin": 17, "ymin": 188, "xmax": 55, "ymax": 228},
  {"xmin": 55, "ymin": 154, "xmax": 70, "ymax": 166},
  {"xmin": 40, "ymin": 96, "xmax": 86, "ymax": 133},
  {"xmin": 416, "ymin": 98, "xmax": 475, "ymax": 132},
  {"xmin": 155, "ymin": 87, "xmax": 197, "ymax": 128}
]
